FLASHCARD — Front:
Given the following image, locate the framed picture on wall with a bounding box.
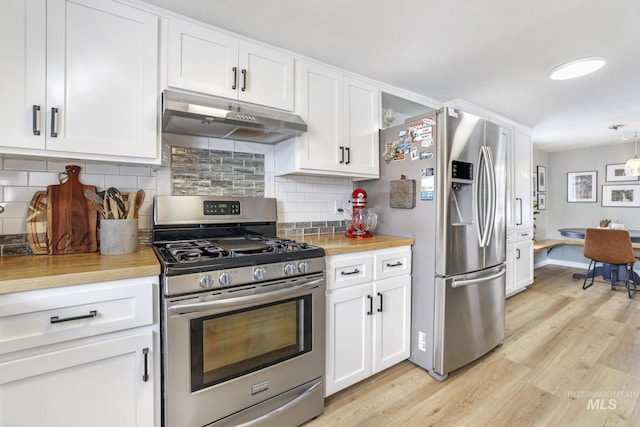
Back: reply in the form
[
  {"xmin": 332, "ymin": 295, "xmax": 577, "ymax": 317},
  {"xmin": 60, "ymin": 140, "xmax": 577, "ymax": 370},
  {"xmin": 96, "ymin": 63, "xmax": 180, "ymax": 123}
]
[
  {"xmin": 537, "ymin": 166, "xmax": 546, "ymax": 192},
  {"xmin": 567, "ymin": 171, "xmax": 597, "ymax": 202},
  {"xmin": 537, "ymin": 193, "xmax": 546, "ymax": 210},
  {"xmin": 602, "ymin": 184, "xmax": 640, "ymax": 207},
  {"xmin": 605, "ymin": 163, "xmax": 639, "ymax": 182}
]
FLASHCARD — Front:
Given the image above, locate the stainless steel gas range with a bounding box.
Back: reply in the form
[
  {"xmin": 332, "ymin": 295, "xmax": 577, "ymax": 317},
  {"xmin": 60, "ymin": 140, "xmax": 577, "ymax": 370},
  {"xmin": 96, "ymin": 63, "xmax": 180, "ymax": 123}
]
[{"xmin": 153, "ymin": 196, "xmax": 325, "ymax": 427}]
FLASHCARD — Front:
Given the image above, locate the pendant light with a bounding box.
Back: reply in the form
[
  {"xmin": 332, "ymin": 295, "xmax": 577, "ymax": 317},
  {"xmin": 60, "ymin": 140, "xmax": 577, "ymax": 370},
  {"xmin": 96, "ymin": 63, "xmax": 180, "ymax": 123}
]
[{"xmin": 624, "ymin": 132, "xmax": 640, "ymax": 176}]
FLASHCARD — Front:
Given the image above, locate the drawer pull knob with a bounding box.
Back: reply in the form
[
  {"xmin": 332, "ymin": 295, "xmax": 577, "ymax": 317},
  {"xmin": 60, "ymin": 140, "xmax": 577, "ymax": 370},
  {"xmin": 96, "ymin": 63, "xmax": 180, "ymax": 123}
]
[
  {"xmin": 50, "ymin": 310, "xmax": 97, "ymax": 324},
  {"xmin": 341, "ymin": 269, "xmax": 360, "ymax": 276},
  {"xmin": 386, "ymin": 262, "xmax": 403, "ymax": 267}
]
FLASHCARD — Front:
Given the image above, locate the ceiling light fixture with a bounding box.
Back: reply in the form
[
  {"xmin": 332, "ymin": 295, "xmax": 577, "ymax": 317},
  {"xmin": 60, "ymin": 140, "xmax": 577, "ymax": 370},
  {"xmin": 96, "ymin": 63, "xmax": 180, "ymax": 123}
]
[
  {"xmin": 549, "ymin": 56, "xmax": 606, "ymax": 80},
  {"xmin": 625, "ymin": 132, "xmax": 640, "ymax": 176}
]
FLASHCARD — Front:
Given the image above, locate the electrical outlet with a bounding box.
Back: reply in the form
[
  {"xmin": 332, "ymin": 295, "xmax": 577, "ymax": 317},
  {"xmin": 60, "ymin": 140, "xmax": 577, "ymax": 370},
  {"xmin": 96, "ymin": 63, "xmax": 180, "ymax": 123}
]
[{"xmin": 334, "ymin": 200, "xmax": 343, "ymax": 214}]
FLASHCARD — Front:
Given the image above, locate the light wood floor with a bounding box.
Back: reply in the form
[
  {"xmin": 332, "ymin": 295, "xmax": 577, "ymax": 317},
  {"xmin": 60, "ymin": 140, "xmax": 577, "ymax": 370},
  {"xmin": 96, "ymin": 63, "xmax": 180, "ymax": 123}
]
[{"xmin": 305, "ymin": 265, "xmax": 640, "ymax": 426}]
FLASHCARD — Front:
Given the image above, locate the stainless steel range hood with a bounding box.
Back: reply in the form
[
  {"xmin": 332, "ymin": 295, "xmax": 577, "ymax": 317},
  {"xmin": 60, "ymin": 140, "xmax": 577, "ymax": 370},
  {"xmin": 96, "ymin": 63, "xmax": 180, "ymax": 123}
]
[{"xmin": 162, "ymin": 90, "xmax": 307, "ymax": 144}]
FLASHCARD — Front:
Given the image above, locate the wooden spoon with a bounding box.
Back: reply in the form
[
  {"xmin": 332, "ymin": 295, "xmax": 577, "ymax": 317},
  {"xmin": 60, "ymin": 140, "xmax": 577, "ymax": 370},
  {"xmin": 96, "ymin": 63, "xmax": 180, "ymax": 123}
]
[{"xmin": 129, "ymin": 190, "xmax": 145, "ymax": 218}]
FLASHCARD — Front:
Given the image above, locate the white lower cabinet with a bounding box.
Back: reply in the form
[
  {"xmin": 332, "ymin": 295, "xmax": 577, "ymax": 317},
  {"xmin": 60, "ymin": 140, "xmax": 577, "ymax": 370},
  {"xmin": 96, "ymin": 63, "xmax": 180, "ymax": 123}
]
[
  {"xmin": 325, "ymin": 246, "xmax": 411, "ymax": 396},
  {"xmin": 0, "ymin": 276, "xmax": 159, "ymax": 427},
  {"xmin": 506, "ymin": 228, "xmax": 534, "ymax": 297}
]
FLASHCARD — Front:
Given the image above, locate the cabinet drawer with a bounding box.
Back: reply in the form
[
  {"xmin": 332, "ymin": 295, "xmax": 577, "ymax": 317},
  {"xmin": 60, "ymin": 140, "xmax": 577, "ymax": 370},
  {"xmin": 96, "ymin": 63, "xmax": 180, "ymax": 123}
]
[
  {"xmin": 374, "ymin": 247, "xmax": 412, "ymax": 280},
  {"xmin": 0, "ymin": 277, "xmax": 156, "ymax": 355},
  {"xmin": 326, "ymin": 254, "xmax": 373, "ymax": 291}
]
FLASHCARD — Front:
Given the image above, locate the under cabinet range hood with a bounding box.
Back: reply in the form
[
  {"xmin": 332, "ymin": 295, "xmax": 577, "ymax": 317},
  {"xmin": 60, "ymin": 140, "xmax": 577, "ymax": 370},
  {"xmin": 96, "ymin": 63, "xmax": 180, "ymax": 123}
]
[{"xmin": 161, "ymin": 90, "xmax": 307, "ymax": 144}]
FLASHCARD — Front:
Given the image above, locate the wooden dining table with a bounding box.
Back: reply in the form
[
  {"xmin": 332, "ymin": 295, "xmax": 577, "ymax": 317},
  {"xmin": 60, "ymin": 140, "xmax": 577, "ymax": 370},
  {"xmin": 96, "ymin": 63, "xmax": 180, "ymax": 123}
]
[{"xmin": 559, "ymin": 227, "xmax": 640, "ymax": 289}]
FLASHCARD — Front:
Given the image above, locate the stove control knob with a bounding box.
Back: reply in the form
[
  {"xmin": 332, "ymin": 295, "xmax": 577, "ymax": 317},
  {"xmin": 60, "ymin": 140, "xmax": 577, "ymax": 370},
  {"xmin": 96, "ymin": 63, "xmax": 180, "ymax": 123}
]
[
  {"xmin": 297, "ymin": 261, "xmax": 308, "ymax": 274},
  {"xmin": 199, "ymin": 274, "xmax": 214, "ymax": 289},
  {"xmin": 219, "ymin": 272, "xmax": 232, "ymax": 286},
  {"xmin": 283, "ymin": 263, "xmax": 295, "ymax": 276},
  {"xmin": 253, "ymin": 267, "xmax": 266, "ymax": 281}
]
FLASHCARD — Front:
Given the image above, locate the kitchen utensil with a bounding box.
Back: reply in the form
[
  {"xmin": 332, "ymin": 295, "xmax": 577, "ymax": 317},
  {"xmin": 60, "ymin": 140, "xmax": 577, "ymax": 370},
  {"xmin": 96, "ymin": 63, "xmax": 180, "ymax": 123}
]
[
  {"xmin": 84, "ymin": 190, "xmax": 108, "ymax": 219},
  {"xmin": 129, "ymin": 189, "xmax": 145, "ymax": 219},
  {"xmin": 27, "ymin": 191, "xmax": 49, "ymax": 254},
  {"xmin": 106, "ymin": 187, "xmax": 125, "ymax": 219},
  {"xmin": 47, "ymin": 165, "xmax": 98, "ymax": 254}
]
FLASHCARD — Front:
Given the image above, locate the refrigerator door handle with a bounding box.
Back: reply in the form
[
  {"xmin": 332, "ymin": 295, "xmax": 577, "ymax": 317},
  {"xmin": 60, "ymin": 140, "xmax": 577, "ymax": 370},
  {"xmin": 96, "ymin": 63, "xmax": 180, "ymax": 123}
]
[
  {"xmin": 475, "ymin": 145, "xmax": 496, "ymax": 248},
  {"xmin": 483, "ymin": 145, "xmax": 497, "ymax": 246},
  {"xmin": 451, "ymin": 267, "xmax": 506, "ymax": 288}
]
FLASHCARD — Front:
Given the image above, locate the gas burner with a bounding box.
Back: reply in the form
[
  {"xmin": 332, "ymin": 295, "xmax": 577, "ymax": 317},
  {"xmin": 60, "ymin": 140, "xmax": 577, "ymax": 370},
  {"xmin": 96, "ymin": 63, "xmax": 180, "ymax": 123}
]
[{"xmin": 177, "ymin": 251, "xmax": 201, "ymax": 263}]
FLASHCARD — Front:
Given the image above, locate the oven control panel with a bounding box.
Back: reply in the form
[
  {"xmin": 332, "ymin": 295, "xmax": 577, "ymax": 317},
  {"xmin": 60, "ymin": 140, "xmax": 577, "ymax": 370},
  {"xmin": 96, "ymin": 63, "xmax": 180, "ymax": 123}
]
[{"xmin": 203, "ymin": 201, "xmax": 241, "ymax": 215}]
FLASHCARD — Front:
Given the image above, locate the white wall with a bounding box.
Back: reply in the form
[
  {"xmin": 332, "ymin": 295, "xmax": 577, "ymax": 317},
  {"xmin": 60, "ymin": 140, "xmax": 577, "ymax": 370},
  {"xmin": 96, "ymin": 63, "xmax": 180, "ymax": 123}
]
[{"xmin": 545, "ymin": 141, "xmax": 639, "ymax": 240}]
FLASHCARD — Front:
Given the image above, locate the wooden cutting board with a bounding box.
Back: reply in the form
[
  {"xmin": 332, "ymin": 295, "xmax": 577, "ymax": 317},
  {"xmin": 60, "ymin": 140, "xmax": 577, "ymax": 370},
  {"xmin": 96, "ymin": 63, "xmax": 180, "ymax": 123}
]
[
  {"xmin": 46, "ymin": 165, "xmax": 98, "ymax": 254},
  {"xmin": 27, "ymin": 191, "xmax": 49, "ymax": 254}
]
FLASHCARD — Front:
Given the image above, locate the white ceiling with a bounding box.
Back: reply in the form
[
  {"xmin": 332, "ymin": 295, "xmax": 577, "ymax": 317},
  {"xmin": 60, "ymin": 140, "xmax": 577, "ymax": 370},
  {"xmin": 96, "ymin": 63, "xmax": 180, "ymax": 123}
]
[{"xmin": 142, "ymin": 0, "xmax": 640, "ymax": 152}]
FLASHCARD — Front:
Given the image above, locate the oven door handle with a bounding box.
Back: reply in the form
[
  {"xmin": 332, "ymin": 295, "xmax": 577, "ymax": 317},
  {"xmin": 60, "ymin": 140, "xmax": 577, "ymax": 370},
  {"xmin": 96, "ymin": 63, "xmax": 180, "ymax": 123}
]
[{"xmin": 168, "ymin": 278, "xmax": 324, "ymax": 315}]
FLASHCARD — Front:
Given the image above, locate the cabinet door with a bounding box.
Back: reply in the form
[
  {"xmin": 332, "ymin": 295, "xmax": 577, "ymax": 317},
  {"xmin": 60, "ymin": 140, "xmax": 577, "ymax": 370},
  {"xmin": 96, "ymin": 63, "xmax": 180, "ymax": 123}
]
[
  {"xmin": 325, "ymin": 284, "xmax": 371, "ymax": 396},
  {"xmin": 515, "ymin": 238, "xmax": 534, "ymax": 289},
  {"xmin": 372, "ymin": 275, "xmax": 411, "ymax": 373},
  {"xmin": 0, "ymin": 331, "xmax": 155, "ymax": 427},
  {"xmin": 513, "ymin": 128, "xmax": 533, "ymax": 229},
  {"xmin": 167, "ymin": 19, "xmax": 239, "ymax": 99},
  {"xmin": 295, "ymin": 60, "xmax": 344, "ymax": 173},
  {"xmin": 46, "ymin": 0, "xmax": 158, "ymax": 159},
  {"xmin": 344, "ymin": 76, "xmax": 380, "ymax": 177},
  {"xmin": 0, "ymin": 0, "xmax": 46, "ymax": 150},
  {"xmin": 239, "ymin": 41, "xmax": 294, "ymax": 111}
]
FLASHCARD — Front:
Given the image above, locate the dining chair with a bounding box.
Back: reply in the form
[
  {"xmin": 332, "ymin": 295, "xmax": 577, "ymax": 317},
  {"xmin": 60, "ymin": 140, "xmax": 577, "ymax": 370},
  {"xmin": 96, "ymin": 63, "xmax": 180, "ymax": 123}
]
[{"xmin": 583, "ymin": 228, "xmax": 638, "ymax": 298}]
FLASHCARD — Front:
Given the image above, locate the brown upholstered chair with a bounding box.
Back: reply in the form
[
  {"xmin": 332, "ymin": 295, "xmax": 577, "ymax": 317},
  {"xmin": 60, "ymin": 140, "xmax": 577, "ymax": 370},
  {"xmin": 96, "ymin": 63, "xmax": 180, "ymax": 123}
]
[{"xmin": 583, "ymin": 228, "xmax": 638, "ymax": 298}]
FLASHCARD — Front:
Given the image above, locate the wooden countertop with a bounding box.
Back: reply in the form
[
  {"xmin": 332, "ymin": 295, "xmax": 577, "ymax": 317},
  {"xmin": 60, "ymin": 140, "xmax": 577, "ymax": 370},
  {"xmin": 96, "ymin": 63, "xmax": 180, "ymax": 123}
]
[
  {"xmin": 0, "ymin": 234, "xmax": 412, "ymax": 295},
  {"xmin": 290, "ymin": 233, "xmax": 414, "ymax": 255},
  {"xmin": 0, "ymin": 246, "xmax": 160, "ymax": 295}
]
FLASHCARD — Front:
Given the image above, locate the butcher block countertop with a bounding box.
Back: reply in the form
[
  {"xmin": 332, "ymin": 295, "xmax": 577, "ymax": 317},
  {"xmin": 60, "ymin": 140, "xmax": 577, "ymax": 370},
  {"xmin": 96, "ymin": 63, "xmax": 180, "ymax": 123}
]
[
  {"xmin": 0, "ymin": 246, "xmax": 160, "ymax": 295},
  {"xmin": 291, "ymin": 233, "xmax": 414, "ymax": 256},
  {"xmin": 0, "ymin": 235, "xmax": 412, "ymax": 295}
]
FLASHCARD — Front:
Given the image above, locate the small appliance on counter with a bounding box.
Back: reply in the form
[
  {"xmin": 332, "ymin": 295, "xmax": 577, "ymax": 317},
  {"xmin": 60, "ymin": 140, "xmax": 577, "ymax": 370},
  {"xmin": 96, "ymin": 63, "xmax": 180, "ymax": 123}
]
[{"xmin": 345, "ymin": 188, "xmax": 377, "ymax": 238}]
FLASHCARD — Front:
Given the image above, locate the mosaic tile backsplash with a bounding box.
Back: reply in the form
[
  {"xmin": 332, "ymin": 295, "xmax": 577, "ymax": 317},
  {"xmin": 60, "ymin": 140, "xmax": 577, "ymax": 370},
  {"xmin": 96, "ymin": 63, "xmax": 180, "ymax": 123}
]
[{"xmin": 171, "ymin": 146, "xmax": 265, "ymax": 197}]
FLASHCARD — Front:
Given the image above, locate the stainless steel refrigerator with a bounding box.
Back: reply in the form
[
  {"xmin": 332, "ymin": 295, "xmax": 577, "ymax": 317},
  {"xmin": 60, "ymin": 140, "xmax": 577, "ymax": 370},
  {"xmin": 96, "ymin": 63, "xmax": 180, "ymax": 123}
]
[{"xmin": 360, "ymin": 107, "xmax": 506, "ymax": 381}]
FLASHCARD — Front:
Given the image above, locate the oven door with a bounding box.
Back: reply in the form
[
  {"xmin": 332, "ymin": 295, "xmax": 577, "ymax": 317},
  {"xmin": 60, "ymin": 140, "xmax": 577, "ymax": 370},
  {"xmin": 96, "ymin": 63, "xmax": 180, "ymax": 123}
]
[{"xmin": 162, "ymin": 274, "xmax": 325, "ymax": 427}]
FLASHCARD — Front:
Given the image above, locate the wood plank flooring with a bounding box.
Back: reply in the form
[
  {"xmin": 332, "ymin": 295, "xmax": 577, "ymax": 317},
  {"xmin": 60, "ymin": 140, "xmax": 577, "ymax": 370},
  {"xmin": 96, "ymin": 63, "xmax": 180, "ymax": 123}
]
[{"xmin": 304, "ymin": 265, "xmax": 640, "ymax": 426}]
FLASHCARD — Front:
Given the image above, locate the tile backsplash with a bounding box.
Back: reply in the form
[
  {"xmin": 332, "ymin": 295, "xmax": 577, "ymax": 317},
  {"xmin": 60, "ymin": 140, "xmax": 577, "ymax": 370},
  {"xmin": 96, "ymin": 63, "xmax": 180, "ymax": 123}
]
[{"xmin": 0, "ymin": 136, "xmax": 353, "ymax": 255}]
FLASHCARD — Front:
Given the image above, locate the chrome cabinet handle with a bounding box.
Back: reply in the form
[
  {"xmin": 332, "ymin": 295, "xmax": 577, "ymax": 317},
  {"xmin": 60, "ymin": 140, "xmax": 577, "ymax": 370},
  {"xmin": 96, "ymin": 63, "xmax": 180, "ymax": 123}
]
[
  {"xmin": 50, "ymin": 107, "xmax": 59, "ymax": 137},
  {"xmin": 241, "ymin": 69, "xmax": 247, "ymax": 91},
  {"xmin": 142, "ymin": 348, "xmax": 150, "ymax": 382},
  {"xmin": 50, "ymin": 310, "xmax": 97, "ymax": 324},
  {"xmin": 32, "ymin": 105, "xmax": 41, "ymax": 135},
  {"xmin": 516, "ymin": 197, "xmax": 523, "ymax": 226},
  {"xmin": 232, "ymin": 67, "xmax": 238, "ymax": 90},
  {"xmin": 345, "ymin": 146, "xmax": 351, "ymax": 165},
  {"xmin": 377, "ymin": 292, "xmax": 383, "ymax": 312}
]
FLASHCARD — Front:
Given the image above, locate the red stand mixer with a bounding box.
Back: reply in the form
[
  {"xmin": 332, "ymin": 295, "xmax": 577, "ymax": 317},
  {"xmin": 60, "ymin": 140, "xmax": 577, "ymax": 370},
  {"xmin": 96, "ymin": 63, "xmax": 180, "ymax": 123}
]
[{"xmin": 345, "ymin": 188, "xmax": 377, "ymax": 238}]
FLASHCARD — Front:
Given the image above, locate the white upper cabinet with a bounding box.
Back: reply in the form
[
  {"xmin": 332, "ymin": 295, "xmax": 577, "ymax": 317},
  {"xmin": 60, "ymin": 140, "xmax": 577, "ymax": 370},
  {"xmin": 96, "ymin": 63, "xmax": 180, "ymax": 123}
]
[
  {"xmin": 0, "ymin": 0, "xmax": 160, "ymax": 163},
  {"xmin": 512, "ymin": 127, "xmax": 533, "ymax": 230},
  {"xmin": 167, "ymin": 19, "xmax": 294, "ymax": 111},
  {"xmin": 275, "ymin": 60, "xmax": 379, "ymax": 179},
  {"xmin": 0, "ymin": 0, "xmax": 46, "ymax": 150}
]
